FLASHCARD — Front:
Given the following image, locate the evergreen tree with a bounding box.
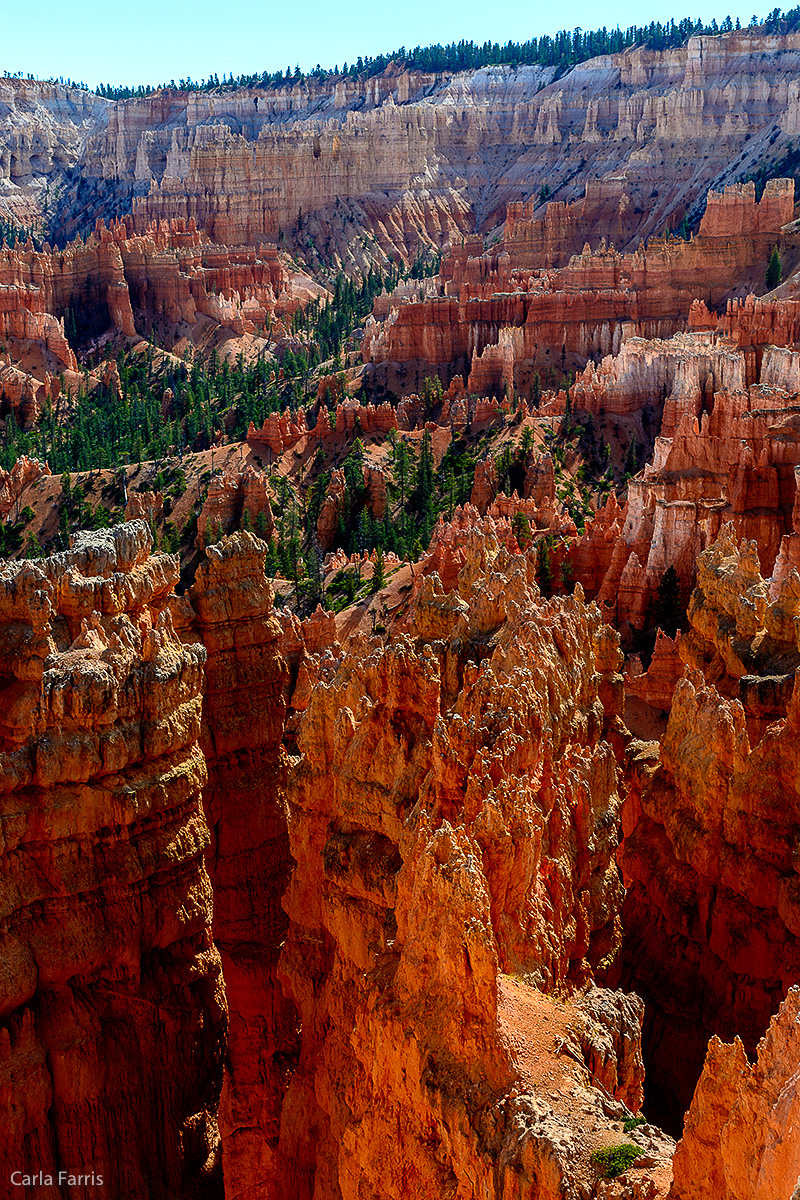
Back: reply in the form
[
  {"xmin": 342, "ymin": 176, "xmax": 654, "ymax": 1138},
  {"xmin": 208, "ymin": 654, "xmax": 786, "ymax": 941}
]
[
  {"xmin": 371, "ymin": 547, "xmax": 386, "ymax": 592},
  {"xmin": 624, "ymin": 438, "xmax": 640, "ymax": 477},
  {"xmin": 511, "ymin": 511, "xmax": 532, "ymax": 550},
  {"xmin": 654, "ymin": 565, "xmax": 684, "ymax": 636},
  {"xmin": 536, "ymin": 539, "xmax": 553, "ymax": 597},
  {"xmin": 766, "ymin": 245, "xmax": 783, "ymax": 289}
]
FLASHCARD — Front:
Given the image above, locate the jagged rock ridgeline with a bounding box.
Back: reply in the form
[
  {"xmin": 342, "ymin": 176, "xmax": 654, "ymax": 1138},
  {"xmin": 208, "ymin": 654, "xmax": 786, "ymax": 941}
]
[
  {"xmin": 276, "ymin": 531, "xmax": 673, "ymax": 1197},
  {"xmin": 671, "ymin": 987, "xmax": 800, "ymax": 1200},
  {"xmin": 364, "ymin": 178, "xmax": 794, "ymax": 392},
  {"xmin": 7, "ymin": 31, "xmax": 800, "ymax": 259},
  {"xmin": 0, "ymin": 522, "xmax": 226, "ymax": 1198}
]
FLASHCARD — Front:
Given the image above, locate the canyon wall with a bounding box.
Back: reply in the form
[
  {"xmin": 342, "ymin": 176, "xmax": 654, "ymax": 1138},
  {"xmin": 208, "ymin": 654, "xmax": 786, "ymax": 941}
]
[
  {"xmin": 6, "ymin": 31, "xmax": 800, "ymax": 262},
  {"xmin": 275, "ymin": 529, "xmax": 671, "ymax": 1198},
  {"xmin": 616, "ymin": 525, "xmax": 800, "ymax": 1126},
  {"xmin": 0, "ymin": 522, "xmax": 226, "ymax": 1198},
  {"xmin": 566, "ymin": 329, "xmax": 800, "ymax": 630},
  {"xmin": 79, "ymin": 32, "xmax": 800, "ymax": 257}
]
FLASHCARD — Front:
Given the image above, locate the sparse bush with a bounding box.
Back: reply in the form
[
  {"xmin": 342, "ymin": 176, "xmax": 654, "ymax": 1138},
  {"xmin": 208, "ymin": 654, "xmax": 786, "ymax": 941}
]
[{"xmin": 591, "ymin": 1144, "xmax": 642, "ymax": 1179}]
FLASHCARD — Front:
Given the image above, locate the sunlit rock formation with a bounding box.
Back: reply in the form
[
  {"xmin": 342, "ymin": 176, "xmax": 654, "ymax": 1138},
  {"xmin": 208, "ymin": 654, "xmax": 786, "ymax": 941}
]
[
  {"xmin": 275, "ymin": 534, "xmax": 670, "ymax": 1197},
  {"xmin": 0, "ymin": 522, "xmax": 226, "ymax": 1198}
]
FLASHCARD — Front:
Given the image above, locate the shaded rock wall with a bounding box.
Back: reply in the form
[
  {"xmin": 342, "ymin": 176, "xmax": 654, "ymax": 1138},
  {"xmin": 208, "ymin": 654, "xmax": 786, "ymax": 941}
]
[
  {"xmin": 616, "ymin": 526, "xmax": 800, "ymax": 1126},
  {"xmin": 172, "ymin": 533, "xmax": 297, "ymax": 1199},
  {"xmin": 0, "ymin": 522, "xmax": 226, "ymax": 1199}
]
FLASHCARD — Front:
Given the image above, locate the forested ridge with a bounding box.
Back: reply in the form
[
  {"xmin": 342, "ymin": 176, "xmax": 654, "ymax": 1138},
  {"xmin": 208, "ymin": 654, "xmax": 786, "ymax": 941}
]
[{"xmin": 23, "ymin": 8, "xmax": 797, "ymax": 100}]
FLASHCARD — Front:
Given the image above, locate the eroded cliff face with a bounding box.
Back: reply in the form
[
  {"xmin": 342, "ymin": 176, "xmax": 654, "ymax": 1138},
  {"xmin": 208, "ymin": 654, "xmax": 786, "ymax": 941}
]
[
  {"xmin": 0, "ymin": 522, "xmax": 226, "ymax": 1199},
  {"xmin": 364, "ymin": 179, "xmax": 793, "ymax": 391},
  {"xmin": 169, "ymin": 532, "xmax": 297, "ymax": 1200},
  {"xmin": 6, "ymin": 30, "xmax": 800, "ymax": 264},
  {"xmin": 275, "ymin": 533, "xmax": 673, "ymax": 1198},
  {"xmin": 563, "ymin": 320, "xmax": 800, "ymax": 633},
  {"xmin": 616, "ymin": 524, "xmax": 800, "ymax": 1128},
  {"xmin": 0, "ymin": 78, "xmax": 110, "ymax": 227},
  {"xmin": 671, "ymin": 987, "xmax": 800, "ymax": 1200},
  {"xmin": 82, "ymin": 31, "xmax": 800, "ymax": 262}
]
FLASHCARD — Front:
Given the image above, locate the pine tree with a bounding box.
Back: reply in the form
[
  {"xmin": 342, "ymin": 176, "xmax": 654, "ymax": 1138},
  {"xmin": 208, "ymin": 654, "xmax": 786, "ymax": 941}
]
[
  {"xmin": 536, "ymin": 539, "xmax": 553, "ymax": 596},
  {"xmin": 511, "ymin": 511, "xmax": 532, "ymax": 550},
  {"xmin": 766, "ymin": 245, "xmax": 782, "ymax": 290},
  {"xmin": 624, "ymin": 438, "xmax": 640, "ymax": 477},
  {"xmin": 371, "ymin": 547, "xmax": 386, "ymax": 592},
  {"xmin": 654, "ymin": 566, "xmax": 683, "ymax": 636}
]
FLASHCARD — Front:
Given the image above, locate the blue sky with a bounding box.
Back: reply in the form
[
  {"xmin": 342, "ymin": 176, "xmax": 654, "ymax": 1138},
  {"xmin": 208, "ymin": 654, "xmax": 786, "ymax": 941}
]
[{"xmin": 4, "ymin": 0, "xmax": 771, "ymax": 88}]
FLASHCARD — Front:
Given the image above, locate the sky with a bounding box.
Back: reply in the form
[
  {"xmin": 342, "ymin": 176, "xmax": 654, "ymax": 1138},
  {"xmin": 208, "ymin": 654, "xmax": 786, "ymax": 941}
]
[{"xmin": 3, "ymin": 0, "xmax": 774, "ymax": 89}]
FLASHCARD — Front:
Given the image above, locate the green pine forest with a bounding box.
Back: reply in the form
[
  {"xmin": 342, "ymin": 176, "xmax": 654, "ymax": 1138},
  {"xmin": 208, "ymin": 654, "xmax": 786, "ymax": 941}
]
[{"xmin": 16, "ymin": 8, "xmax": 799, "ymax": 100}]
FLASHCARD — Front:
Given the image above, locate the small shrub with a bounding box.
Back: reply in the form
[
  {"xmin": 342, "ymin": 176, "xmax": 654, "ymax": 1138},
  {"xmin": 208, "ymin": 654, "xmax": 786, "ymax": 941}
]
[
  {"xmin": 591, "ymin": 1144, "xmax": 642, "ymax": 1179},
  {"xmin": 623, "ymin": 1116, "xmax": 647, "ymax": 1135}
]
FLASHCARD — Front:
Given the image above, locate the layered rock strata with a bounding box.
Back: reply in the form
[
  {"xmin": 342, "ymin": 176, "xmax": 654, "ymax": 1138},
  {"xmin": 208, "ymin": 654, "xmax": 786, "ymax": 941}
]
[
  {"xmin": 568, "ymin": 332, "xmax": 800, "ymax": 631},
  {"xmin": 364, "ymin": 179, "xmax": 793, "ymax": 392},
  {"xmin": 172, "ymin": 533, "xmax": 297, "ymax": 1199},
  {"xmin": 0, "ymin": 522, "xmax": 226, "ymax": 1199},
  {"xmin": 8, "ymin": 31, "xmax": 800, "ymax": 263}
]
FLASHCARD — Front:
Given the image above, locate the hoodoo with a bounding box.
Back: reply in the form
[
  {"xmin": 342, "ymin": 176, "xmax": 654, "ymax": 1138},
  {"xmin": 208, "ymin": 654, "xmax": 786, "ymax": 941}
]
[{"xmin": 3, "ymin": 16, "xmax": 800, "ymax": 1200}]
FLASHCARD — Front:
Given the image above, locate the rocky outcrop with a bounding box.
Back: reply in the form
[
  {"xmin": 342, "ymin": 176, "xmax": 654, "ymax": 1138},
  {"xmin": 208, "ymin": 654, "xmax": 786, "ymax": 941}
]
[
  {"xmin": 0, "ymin": 522, "xmax": 226, "ymax": 1198},
  {"xmin": 570, "ymin": 331, "xmax": 745, "ymax": 432},
  {"xmin": 566, "ymin": 328, "xmax": 800, "ymax": 630},
  {"xmin": 0, "ymin": 455, "xmax": 51, "ymax": 519},
  {"xmin": 315, "ymin": 469, "xmax": 346, "ymax": 551},
  {"xmin": 503, "ymin": 179, "xmax": 643, "ymax": 269},
  {"xmin": 670, "ymin": 987, "xmax": 800, "ymax": 1200},
  {"xmin": 624, "ymin": 631, "xmax": 683, "ymax": 713},
  {"xmin": 275, "ymin": 531, "xmax": 663, "ymax": 1197},
  {"xmin": 364, "ymin": 178, "xmax": 793, "ymax": 394},
  {"xmin": 174, "ymin": 532, "xmax": 297, "ymax": 1199},
  {"xmin": 276, "ymin": 604, "xmax": 342, "ymax": 734},
  {"xmin": 124, "ymin": 487, "xmax": 164, "ymax": 523},
  {"xmin": 195, "ymin": 460, "xmax": 274, "ymax": 547},
  {"xmin": 617, "ymin": 526, "xmax": 800, "ymax": 1125}
]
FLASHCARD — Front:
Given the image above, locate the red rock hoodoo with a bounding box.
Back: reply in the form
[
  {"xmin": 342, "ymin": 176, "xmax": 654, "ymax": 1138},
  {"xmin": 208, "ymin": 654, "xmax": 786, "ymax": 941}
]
[
  {"xmin": 275, "ymin": 535, "xmax": 672, "ymax": 1197},
  {"xmin": 0, "ymin": 523, "xmax": 226, "ymax": 1198}
]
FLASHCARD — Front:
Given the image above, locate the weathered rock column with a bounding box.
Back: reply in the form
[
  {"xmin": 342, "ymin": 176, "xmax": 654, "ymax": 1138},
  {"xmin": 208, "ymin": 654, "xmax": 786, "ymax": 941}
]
[{"xmin": 0, "ymin": 522, "xmax": 226, "ymax": 1199}]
